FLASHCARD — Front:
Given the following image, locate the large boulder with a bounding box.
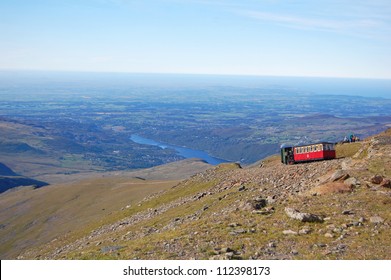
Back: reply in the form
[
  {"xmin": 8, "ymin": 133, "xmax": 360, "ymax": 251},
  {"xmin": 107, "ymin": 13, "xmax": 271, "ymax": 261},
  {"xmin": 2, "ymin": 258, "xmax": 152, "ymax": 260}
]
[
  {"xmin": 285, "ymin": 207, "xmax": 324, "ymax": 223},
  {"xmin": 330, "ymin": 170, "xmax": 350, "ymax": 182},
  {"xmin": 241, "ymin": 198, "xmax": 267, "ymax": 210}
]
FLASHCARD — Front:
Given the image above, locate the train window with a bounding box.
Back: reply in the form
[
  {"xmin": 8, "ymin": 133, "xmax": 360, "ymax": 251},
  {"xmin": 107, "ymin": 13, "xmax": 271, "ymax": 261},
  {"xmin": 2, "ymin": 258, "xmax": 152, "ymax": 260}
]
[
  {"xmin": 310, "ymin": 146, "xmax": 313, "ymax": 152},
  {"xmin": 314, "ymin": 145, "xmax": 317, "ymax": 151},
  {"xmin": 300, "ymin": 147, "xmax": 303, "ymax": 153}
]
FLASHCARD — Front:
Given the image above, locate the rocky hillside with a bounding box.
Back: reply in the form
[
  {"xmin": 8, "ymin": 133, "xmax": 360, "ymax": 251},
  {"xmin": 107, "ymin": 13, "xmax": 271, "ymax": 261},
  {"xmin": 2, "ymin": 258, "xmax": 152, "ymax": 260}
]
[{"xmin": 14, "ymin": 129, "xmax": 391, "ymax": 259}]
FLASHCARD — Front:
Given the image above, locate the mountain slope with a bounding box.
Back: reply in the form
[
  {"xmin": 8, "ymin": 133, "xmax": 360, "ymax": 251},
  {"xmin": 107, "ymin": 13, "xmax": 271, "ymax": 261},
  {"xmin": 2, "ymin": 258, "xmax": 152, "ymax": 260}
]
[
  {"xmin": 0, "ymin": 158, "xmax": 211, "ymax": 259},
  {"xmin": 15, "ymin": 129, "xmax": 391, "ymax": 260}
]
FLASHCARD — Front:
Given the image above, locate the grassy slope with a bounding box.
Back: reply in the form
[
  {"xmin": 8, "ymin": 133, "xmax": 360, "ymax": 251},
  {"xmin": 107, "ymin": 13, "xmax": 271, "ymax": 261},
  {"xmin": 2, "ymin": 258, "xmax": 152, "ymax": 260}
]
[
  {"xmin": 0, "ymin": 158, "xmax": 211, "ymax": 259},
  {"xmin": 0, "ymin": 177, "xmax": 179, "ymax": 259}
]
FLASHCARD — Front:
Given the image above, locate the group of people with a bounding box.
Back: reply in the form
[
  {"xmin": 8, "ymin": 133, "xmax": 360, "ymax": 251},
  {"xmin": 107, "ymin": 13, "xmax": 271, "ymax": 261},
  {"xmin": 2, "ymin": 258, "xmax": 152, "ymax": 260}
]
[{"xmin": 343, "ymin": 134, "xmax": 360, "ymax": 143}]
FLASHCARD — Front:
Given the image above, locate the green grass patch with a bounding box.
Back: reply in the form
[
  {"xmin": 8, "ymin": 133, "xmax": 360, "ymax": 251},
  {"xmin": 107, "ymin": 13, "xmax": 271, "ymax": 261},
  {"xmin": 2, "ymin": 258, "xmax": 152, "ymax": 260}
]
[{"xmin": 335, "ymin": 142, "xmax": 363, "ymax": 158}]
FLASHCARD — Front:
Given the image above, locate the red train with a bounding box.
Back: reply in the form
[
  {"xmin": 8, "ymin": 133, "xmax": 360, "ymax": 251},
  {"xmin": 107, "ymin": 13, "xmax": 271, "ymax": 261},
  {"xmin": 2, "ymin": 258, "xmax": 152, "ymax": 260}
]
[{"xmin": 281, "ymin": 142, "xmax": 336, "ymax": 164}]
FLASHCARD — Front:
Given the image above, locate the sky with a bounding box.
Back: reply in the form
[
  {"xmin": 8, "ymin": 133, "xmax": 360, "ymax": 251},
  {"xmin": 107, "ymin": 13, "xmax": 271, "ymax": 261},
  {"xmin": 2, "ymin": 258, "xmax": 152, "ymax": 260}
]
[{"xmin": 1, "ymin": 0, "xmax": 391, "ymax": 79}]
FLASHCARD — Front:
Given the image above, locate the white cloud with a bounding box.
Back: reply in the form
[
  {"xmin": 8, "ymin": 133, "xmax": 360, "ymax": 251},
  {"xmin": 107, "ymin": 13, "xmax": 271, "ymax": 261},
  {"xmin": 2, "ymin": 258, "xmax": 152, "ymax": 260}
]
[
  {"xmin": 233, "ymin": 4, "xmax": 391, "ymax": 42},
  {"xmin": 241, "ymin": 10, "xmax": 382, "ymax": 32},
  {"xmin": 177, "ymin": 0, "xmax": 391, "ymax": 39}
]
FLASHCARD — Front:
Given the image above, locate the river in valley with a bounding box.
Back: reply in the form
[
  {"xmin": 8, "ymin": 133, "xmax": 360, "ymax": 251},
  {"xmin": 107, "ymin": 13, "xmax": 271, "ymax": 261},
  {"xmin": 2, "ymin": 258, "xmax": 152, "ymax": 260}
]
[{"xmin": 130, "ymin": 134, "xmax": 228, "ymax": 165}]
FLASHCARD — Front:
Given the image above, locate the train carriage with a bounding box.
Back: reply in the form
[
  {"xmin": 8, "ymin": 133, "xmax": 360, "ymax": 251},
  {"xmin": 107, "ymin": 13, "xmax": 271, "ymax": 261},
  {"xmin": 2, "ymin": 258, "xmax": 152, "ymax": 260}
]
[{"xmin": 281, "ymin": 142, "xmax": 335, "ymax": 164}]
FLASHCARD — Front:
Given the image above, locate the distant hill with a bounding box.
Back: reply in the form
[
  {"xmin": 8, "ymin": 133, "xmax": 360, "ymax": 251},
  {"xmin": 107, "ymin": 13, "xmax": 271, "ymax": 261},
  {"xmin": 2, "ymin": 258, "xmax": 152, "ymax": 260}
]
[{"xmin": 0, "ymin": 141, "xmax": 42, "ymax": 154}]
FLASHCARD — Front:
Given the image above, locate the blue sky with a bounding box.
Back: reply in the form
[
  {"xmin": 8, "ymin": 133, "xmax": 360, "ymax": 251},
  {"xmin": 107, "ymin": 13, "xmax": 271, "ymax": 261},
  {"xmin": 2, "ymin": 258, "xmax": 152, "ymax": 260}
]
[{"xmin": 1, "ymin": 0, "xmax": 391, "ymax": 79}]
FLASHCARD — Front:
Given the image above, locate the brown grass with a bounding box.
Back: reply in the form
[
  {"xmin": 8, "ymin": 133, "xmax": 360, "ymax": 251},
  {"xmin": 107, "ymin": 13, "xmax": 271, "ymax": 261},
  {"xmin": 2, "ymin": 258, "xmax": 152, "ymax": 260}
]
[
  {"xmin": 309, "ymin": 182, "xmax": 353, "ymax": 195},
  {"xmin": 0, "ymin": 177, "xmax": 178, "ymax": 259}
]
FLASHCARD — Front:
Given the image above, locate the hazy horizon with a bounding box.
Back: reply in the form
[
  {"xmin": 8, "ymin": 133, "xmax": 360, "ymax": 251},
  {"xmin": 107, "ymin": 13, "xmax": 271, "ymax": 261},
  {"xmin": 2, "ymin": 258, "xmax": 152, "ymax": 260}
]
[{"xmin": 1, "ymin": 70, "xmax": 390, "ymax": 99}]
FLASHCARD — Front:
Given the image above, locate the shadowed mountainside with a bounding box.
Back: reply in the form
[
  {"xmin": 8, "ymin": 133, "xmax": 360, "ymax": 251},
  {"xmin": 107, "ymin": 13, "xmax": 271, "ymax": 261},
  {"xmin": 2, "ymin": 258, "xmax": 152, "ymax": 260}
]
[
  {"xmin": 0, "ymin": 162, "xmax": 48, "ymax": 194},
  {"xmin": 0, "ymin": 162, "xmax": 18, "ymax": 176}
]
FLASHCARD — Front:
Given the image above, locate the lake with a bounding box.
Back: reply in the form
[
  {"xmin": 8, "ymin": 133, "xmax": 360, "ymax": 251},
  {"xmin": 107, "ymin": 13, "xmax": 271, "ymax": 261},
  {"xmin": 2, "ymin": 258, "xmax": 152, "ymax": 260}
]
[{"xmin": 130, "ymin": 134, "xmax": 228, "ymax": 165}]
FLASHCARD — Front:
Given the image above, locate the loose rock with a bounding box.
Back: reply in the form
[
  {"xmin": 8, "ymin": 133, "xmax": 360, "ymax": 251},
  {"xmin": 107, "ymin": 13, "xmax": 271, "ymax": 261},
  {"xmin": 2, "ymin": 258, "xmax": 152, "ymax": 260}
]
[
  {"xmin": 285, "ymin": 207, "xmax": 324, "ymax": 223},
  {"xmin": 370, "ymin": 216, "xmax": 384, "ymax": 224},
  {"xmin": 330, "ymin": 170, "xmax": 349, "ymax": 182},
  {"xmin": 228, "ymin": 223, "xmax": 241, "ymax": 227},
  {"xmin": 291, "ymin": 250, "xmax": 299, "ymax": 255},
  {"xmin": 283, "ymin": 229, "xmax": 298, "ymax": 235},
  {"xmin": 252, "ymin": 207, "xmax": 275, "ymax": 215},
  {"xmin": 380, "ymin": 179, "xmax": 391, "ymax": 188},
  {"xmin": 299, "ymin": 227, "xmax": 312, "ymax": 235},
  {"xmin": 371, "ymin": 175, "xmax": 383, "ymax": 184},
  {"xmin": 342, "ymin": 210, "xmax": 355, "ymax": 215},
  {"xmin": 251, "ymin": 199, "xmax": 267, "ymax": 209},
  {"xmin": 344, "ymin": 177, "xmax": 360, "ymax": 188}
]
